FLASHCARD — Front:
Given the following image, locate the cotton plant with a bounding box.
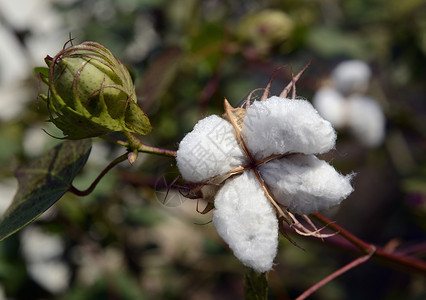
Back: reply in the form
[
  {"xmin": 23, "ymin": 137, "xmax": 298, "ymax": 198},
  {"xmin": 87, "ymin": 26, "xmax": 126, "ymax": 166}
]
[
  {"xmin": 176, "ymin": 67, "xmax": 354, "ymax": 273},
  {"xmin": 313, "ymin": 60, "xmax": 386, "ymax": 147}
]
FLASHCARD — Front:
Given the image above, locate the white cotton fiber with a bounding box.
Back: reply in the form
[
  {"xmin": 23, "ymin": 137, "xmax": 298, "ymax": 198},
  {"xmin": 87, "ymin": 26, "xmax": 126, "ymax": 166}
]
[
  {"xmin": 259, "ymin": 154, "xmax": 353, "ymax": 214},
  {"xmin": 242, "ymin": 97, "xmax": 336, "ymax": 160},
  {"xmin": 347, "ymin": 95, "xmax": 385, "ymax": 147},
  {"xmin": 213, "ymin": 171, "xmax": 278, "ymax": 273},
  {"xmin": 313, "ymin": 87, "xmax": 347, "ymax": 128},
  {"xmin": 331, "ymin": 60, "xmax": 371, "ymax": 95},
  {"xmin": 177, "ymin": 115, "xmax": 247, "ymax": 182}
]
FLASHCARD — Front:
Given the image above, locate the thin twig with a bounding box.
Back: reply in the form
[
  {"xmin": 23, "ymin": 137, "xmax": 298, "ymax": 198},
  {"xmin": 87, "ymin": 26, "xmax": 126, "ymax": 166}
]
[
  {"xmin": 312, "ymin": 213, "xmax": 372, "ymax": 253},
  {"xmin": 102, "ymin": 134, "xmax": 177, "ymax": 157},
  {"xmin": 124, "ymin": 132, "xmax": 177, "ymax": 157},
  {"xmin": 312, "ymin": 213, "xmax": 426, "ymax": 275},
  {"xmin": 69, "ymin": 152, "xmax": 129, "ymax": 196},
  {"xmin": 137, "ymin": 143, "xmax": 177, "ymax": 157},
  {"xmin": 100, "ymin": 136, "xmax": 129, "ymax": 147},
  {"xmin": 295, "ymin": 248, "xmax": 376, "ymax": 300}
]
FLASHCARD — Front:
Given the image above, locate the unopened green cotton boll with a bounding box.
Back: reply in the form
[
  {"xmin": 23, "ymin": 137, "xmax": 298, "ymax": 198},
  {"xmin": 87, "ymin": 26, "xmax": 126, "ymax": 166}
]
[
  {"xmin": 43, "ymin": 41, "xmax": 151, "ymax": 139},
  {"xmin": 237, "ymin": 10, "xmax": 294, "ymax": 54}
]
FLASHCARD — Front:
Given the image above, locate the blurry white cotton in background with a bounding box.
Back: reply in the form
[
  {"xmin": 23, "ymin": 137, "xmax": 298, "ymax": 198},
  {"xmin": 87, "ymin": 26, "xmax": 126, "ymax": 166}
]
[
  {"xmin": 0, "ymin": 179, "xmax": 18, "ymax": 215},
  {"xmin": 0, "ymin": 285, "xmax": 5, "ymax": 300},
  {"xmin": 331, "ymin": 60, "xmax": 371, "ymax": 95},
  {"xmin": 0, "ymin": 0, "xmax": 71, "ymax": 122},
  {"xmin": 313, "ymin": 86, "xmax": 347, "ymax": 129},
  {"xmin": 0, "ymin": 0, "xmax": 68, "ymax": 62},
  {"xmin": 0, "ymin": 26, "xmax": 31, "ymax": 121},
  {"xmin": 125, "ymin": 15, "xmax": 160, "ymax": 63},
  {"xmin": 21, "ymin": 226, "xmax": 70, "ymax": 294},
  {"xmin": 347, "ymin": 95, "xmax": 386, "ymax": 147},
  {"xmin": 313, "ymin": 60, "xmax": 385, "ymax": 147},
  {"xmin": 22, "ymin": 123, "xmax": 57, "ymax": 158}
]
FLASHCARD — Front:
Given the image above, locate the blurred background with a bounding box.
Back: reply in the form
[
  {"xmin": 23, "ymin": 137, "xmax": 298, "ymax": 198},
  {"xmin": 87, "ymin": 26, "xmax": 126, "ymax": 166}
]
[{"xmin": 0, "ymin": 0, "xmax": 425, "ymax": 299}]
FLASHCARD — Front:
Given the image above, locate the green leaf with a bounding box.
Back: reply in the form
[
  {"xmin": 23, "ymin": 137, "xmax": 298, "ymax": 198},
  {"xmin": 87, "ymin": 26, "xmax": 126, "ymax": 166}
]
[{"xmin": 0, "ymin": 139, "xmax": 92, "ymax": 241}]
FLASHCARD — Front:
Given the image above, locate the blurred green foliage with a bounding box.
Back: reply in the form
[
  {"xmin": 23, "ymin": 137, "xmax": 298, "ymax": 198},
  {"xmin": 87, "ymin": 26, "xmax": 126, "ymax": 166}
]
[{"xmin": 0, "ymin": 0, "xmax": 425, "ymax": 299}]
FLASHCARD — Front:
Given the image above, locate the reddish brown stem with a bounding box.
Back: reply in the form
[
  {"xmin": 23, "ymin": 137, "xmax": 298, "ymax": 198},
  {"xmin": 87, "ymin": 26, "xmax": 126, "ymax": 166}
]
[
  {"xmin": 69, "ymin": 152, "xmax": 128, "ymax": 196},
  {"xmin": 312, "ymin": 213, "xmax": 372, "ymax": 253},
  {"xmin": 312, "ymin": 213, "xmax": 426, "ymax": 275},
  {"xmin": 295, "ymin": 249, "xmax": 376, "ymax": 300}
]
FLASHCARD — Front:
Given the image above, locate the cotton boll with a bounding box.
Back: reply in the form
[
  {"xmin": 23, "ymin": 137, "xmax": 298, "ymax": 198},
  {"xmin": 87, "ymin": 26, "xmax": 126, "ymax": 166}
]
[
  {"xmin": 177, "ymin": 115, "xmax": 247, "ymax": 182},
  {"xmin": 331, "ymin": 60, "xmax": 372, "ymax": 95},
  {"xmin": 213, "ymin": 171, "xmax": 278, "ymax": 273},
  {"xmin": 259, "ymin": 154, "xmax": 353, "ymax": 215},
  {"xmin": 347, "ymin": 95, "xmax": 386, "ymax": 147},
  {"xmin": 313, "ymin": 87, "xmax": 347, "ymax": 128},
  {"xmin": 242, "ymin": 97, "xmax": 336, "ymax": 160}
]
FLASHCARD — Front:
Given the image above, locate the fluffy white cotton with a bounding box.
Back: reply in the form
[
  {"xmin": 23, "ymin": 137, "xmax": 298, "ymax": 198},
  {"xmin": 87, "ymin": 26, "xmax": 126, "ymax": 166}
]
[
  {"xmin": 313, "ymin": 87, "xmax": 347, "ymax": 128},
  {"xmin": 347, "ymin": 95, "xmax": 386, "ymax": 147},
  {"xmin": 331, "ymin": 60, "xmax": 371, "ymax": 95},
  {"xmin": 177, "ymin": 115, "xmax": 247, "ymax": 182},
  {"xmin": 259, "ymin": 154, "xmax": 353, "ymax": 214},
  {"xmin": 242, "ymin": 97, "xmax": 336, "ymax": 160},
  {"xmin": 177, "ymin": 95, "xmax": 354, "ymax": 272},
  {"xmin": 213, "ymin": 171, "xmax": 278, "ymax": 273}
]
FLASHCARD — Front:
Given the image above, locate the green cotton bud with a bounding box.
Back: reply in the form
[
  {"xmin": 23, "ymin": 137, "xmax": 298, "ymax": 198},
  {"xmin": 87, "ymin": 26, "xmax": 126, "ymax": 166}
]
[{"xmin": 43, "ymin": 41, "xmax": 151, "ymax": 139}]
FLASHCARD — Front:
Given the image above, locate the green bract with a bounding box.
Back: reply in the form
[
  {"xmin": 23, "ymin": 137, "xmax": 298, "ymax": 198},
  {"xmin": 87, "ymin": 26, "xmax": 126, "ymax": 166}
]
[{"xmin": 42, "ymin": 41, "xmax": 151, "ymax": 139}]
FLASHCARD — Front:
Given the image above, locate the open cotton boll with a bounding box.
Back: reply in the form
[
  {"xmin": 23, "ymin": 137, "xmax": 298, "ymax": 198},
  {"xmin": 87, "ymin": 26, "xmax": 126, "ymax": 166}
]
[
  {"xmin": 213, "ymin": 171, "xmax": 278, "ymax": 273},
  {"xmin": 331, "ymin": 60, "xmax": 371, "ymax": 95},
  {"xmin": 177, "ymin": 115, "xmax": 247, "ymax": 182},
  {"xmin": 313, "ymin": 87, "xmax": 347, "ymax": 128},
  {"xmin": 259, "ymin": 154, "xmax": 353, "ymax": 215},
  {"xmin": 242, "ymin": 97, "xmax": 336, "ymax": 161},
  {"xmin": 347, "ymin": 95, "xmax": 385, "ymax": 147}
]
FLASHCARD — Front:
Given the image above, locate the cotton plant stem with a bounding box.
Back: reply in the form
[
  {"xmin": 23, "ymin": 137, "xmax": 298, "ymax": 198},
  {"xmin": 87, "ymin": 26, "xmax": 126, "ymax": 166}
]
[
  {"xmin": 101, "ymin": 135, "xmax": 128, "ymax": 147},
  {"xmin": 69, "ymin": 152, "xmax": 129, "ymax": 196},
  {"xmin": 312, "ymin": 213, "xmax": 426, "ymax": 275},
  {"xmin": 70, "ymin": 133, "xmax": 176, "ymax": 197},
  {"xmin": 103, "ymin": 133, "xmax": 177, "ymax": 157},
  {"xmin": 312, "ymin": 213, "xmax": 372, "ymax": 253},
  {"xmin": 124, "ymin": 132, "xmax": 177, "ymax": 157},
  {"xmin": 295, "ymin": 249, "xmax": 376, "ymax": 300},
  {"xmin": 244, "ymin": 268, "xmax": 268, "ymax": 300},
  {"xmin": 136, "ymin": 143, "xmax": 177, "ymax": 157}
]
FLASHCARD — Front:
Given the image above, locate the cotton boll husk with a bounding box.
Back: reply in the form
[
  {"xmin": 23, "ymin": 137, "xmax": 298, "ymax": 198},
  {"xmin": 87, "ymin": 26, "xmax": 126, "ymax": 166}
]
[
  {"xmin": 259, "ymin": 154, "xmax": 353, "ymax": 215},
  {"xmin": 177, "ymin": 115, "xmax": 247, "ymax": 182},
  {"xmin": 213, "ymin": 171, "xmax": 278, "ymax": 273},
  {"xmin": 242, "ymin": 97, "xmax": 336, "ymax": 161},
  {"xmin": 313, "ymin": 87, "xmax": 347, "ymax": 128},
  {"xmin": 332, "ymin": 60, "xmax": 371, "ymax": 95},
  {"xmin": 347, "ymin": 95, "xmax": 386, "ymax": 147}
]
